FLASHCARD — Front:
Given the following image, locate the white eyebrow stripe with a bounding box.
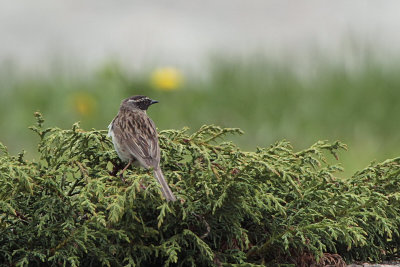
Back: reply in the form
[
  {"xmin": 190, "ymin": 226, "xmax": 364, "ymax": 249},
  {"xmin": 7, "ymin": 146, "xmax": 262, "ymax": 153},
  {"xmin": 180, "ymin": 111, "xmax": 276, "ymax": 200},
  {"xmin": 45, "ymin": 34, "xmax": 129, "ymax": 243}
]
[{"xmin": 128, "ymin": 97, "xmax": 149, "ymax": 103}]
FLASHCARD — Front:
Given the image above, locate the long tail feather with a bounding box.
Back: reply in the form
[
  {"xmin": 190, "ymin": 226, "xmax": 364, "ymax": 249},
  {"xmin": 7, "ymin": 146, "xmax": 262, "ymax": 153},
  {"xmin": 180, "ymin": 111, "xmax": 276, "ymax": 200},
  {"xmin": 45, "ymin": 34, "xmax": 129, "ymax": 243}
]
[{"xmin": 154, "ymin": 168, "xmax": 177, "ymax": 202}]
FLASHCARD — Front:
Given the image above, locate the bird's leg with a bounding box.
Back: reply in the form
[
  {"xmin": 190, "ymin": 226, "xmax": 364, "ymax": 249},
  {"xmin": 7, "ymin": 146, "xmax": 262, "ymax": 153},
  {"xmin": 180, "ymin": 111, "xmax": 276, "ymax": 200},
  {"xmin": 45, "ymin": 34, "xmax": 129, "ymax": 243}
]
[{"xmin": 119, "ymin": 160, "xmax": 133, "ymax": 182}]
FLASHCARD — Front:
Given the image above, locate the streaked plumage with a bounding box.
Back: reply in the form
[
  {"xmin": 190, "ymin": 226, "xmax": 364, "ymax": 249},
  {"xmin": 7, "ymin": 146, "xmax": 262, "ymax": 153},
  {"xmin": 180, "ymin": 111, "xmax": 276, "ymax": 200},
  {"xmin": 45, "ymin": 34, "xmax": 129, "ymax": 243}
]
[{"xmin": 108, "ymin": 95, "xmax": 176, "ymax": 202}]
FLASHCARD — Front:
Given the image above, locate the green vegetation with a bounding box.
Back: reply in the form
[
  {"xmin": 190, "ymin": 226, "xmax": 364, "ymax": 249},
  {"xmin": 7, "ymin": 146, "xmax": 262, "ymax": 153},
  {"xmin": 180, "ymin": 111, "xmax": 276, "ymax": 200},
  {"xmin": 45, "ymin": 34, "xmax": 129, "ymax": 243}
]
[
  {"xmin": 0, "ymin": 56, "xmax": 399, "ymax": 177},
  {"xmin": 1, "ymin": 114, "xmax": 399, "ymax": 266}
]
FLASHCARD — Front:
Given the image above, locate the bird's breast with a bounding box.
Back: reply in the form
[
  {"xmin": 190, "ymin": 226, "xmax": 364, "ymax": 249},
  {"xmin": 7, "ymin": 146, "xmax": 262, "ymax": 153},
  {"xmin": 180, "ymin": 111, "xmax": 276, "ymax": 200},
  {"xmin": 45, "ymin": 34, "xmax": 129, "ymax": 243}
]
[{"xmin": 108, "ymin": 126, "xmax": 134, "ymax": 163}]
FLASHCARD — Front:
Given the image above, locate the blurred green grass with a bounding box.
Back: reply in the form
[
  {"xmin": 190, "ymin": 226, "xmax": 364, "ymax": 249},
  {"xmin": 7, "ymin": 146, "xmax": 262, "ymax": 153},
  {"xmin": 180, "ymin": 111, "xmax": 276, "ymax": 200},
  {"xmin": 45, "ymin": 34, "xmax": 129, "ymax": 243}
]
[{"xmin": 0, "ymin": 56, "xmax": 399, "ymax": 177}]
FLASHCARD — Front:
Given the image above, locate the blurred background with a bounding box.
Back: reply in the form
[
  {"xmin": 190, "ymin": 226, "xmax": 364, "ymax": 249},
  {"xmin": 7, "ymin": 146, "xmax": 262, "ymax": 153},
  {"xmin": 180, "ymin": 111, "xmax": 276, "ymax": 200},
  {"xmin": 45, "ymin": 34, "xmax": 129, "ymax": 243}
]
[{"xmin": 1, "ymin": 0, "xmax": 399, "ymax": 177}]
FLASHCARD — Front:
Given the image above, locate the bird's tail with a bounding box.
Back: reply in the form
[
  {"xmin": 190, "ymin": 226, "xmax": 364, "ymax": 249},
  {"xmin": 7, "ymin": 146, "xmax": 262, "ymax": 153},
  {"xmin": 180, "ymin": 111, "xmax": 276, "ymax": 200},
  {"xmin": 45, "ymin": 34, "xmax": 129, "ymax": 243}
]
[{"xmin": 154, "ymin": 168, "xmax": 177, "ymax": 202}]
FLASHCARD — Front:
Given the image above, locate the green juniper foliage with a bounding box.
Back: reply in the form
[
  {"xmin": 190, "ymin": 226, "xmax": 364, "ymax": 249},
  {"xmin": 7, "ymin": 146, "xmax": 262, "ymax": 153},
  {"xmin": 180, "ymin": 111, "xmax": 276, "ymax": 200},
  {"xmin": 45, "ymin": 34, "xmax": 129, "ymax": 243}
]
[{"xmin": 0, "ymin": 112, "xmax": 399, "ymax": 266}]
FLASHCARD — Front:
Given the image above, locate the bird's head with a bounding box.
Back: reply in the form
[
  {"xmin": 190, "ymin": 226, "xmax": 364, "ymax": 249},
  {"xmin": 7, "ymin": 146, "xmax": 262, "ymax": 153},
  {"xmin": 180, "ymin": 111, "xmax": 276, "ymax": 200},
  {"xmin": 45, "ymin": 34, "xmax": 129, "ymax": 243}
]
[{"xmin": 122, "ymin": 95, "xmax": 158, "ymax": 111}]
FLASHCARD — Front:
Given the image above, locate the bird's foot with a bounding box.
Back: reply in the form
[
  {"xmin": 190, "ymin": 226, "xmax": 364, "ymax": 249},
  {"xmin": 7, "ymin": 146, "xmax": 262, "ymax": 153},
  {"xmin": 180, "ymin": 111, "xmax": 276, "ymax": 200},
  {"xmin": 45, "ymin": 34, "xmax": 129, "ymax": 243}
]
[
  {"xmin": 119, "ymin": 173, "xmax": 127, "ymax": 183},
  {"xmin": 139, "ymin": 182, "xmax": 147, "ymax": 190}
]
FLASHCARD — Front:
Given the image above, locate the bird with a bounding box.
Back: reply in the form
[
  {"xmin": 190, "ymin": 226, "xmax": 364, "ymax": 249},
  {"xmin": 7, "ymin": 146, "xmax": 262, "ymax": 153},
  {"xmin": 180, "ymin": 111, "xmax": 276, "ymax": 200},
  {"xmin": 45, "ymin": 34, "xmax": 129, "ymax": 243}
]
[{"xmin": 108, "ymin": 95, "xmax": 177, "ymax": 202}]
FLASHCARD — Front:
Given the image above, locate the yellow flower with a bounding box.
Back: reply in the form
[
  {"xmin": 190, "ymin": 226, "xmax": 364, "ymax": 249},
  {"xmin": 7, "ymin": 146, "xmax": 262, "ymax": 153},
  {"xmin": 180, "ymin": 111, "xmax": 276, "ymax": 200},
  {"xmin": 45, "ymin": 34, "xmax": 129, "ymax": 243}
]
[
  {"xmin": 151, "ymin": 67, "xmax": 183, "ymax": 91},
  {"xmin": 71, "ymin": 92, "xmax": 97, "ymax": 117}
]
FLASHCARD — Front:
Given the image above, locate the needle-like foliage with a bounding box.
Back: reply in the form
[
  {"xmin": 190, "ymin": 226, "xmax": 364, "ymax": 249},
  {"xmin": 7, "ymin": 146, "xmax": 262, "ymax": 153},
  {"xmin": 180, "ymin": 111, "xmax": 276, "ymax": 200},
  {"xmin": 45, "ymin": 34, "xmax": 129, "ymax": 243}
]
[{"xmin": 0, "ymin": 112, "xmax": 399, "ymax": 266}]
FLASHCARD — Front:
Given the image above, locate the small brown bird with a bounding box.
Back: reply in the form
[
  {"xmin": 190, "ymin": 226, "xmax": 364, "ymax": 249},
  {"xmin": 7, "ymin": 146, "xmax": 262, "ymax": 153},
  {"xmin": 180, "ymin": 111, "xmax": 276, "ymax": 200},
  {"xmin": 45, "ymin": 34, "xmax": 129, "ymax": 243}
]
[{"xmin": 108, "ymin": 95, "xmax": 177, "ymax": 202}]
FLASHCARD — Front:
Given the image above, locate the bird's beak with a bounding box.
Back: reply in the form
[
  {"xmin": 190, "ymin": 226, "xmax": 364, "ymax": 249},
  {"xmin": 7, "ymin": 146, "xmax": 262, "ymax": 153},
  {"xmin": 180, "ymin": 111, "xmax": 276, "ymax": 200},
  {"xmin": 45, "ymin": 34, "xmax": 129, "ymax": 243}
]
[{"xmin": 150, "ymin": 100, "xmax": 159, "ymax": 105}]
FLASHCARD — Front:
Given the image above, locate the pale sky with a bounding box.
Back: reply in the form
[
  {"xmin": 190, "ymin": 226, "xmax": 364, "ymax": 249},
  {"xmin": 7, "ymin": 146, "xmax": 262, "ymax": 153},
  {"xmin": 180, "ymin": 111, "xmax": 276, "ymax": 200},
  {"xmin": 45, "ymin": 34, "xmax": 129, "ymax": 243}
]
[{"xmin": 1, "ymin": 0, "xmax": 400, "ymax": 72}]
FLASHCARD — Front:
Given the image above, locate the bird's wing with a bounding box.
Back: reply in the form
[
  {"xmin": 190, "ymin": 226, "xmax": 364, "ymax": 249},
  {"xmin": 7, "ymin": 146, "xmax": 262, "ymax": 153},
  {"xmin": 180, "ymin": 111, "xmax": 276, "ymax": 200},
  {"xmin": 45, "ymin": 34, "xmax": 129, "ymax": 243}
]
[{"xmin": 112, "ymin": 110, "xmax": 160, "ymax": 168}]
